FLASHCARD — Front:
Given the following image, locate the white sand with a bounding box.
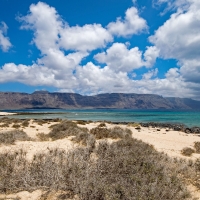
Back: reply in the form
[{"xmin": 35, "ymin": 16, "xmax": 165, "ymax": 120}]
[{"xmin": 0, "ymin": 111, "xmax": 16, "ymax": 116}]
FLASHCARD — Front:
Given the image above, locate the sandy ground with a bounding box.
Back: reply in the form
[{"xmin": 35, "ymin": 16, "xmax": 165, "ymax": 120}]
[
  {"xmin": 79, "ymin": 122, "xmax": 200, "ymax": 160},
  {"xmin": 1, "ymin": 120, "xmax": 200, "ymax": 199},
  {"xmin": 0, "ymin": 111, "xmax": 16, "ymax": 116}
]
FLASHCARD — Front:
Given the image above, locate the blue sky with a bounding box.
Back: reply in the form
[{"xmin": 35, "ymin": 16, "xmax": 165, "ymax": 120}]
[{"xmin": 0, "ymin": 0, "xmax": 200, "ymax": 99}]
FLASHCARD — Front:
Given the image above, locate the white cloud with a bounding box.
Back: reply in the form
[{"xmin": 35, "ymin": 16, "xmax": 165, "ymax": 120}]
[
  {"xmin": 75, "ymin": 62, "xmax": 132, "ymax": 94},
  {"xmin": 107, "ymin": 7, "xmax": 148, "ymax": 37},
  {"xmin": 0, "ymin": 22, "xmax": 12, "ymax": 52},
  {"xmin": 143, "ymin": 46, "xmax": 160, "ymax": 67},
  {"xmin": 1, "ymin": 1, "xmax": 200, "ymax": 100},
  {"xmin": 153, "ymin": 0, "xmax": 190, "ymax": 14},
  {"xmin": 149, "ymin": 1, "xmax": 200, "ymax": 60},
  {"xmin": 59, "ymin": 24, "xmax": 113, "ymax": 52},
  {"xmin": 142, "ymin": 68, "xmax": 158, "ymax": 80},
  {"xmin": 19, "ymin": 2, "xmax": 62, "ymax": 54},
  {"xmin": 19, "ymin": 2, "xmax": 112, "ymax": 53},
  {"xmin": 94, "ymin": 43, "xmax": 144, "ymax": 72},
  {"xmin": 149, "ymin": 0, "xmax": 200, "ymax": 95}
]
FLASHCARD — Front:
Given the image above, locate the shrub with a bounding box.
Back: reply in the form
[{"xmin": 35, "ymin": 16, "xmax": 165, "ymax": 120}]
[
  {"xmin": 98, "ymin": 122, "xmax": 106, "ymax": 128},
  {"xmin": 37, "ymin": 133, "xmax": 50, "ymax": 141},
  {"xmin": 34, "ymin": 119, "xmax": 47, "ymax": 126},
  {"xmin": 52, "ymin": 118, "xmax": 61, "ymax": 122},
  {"xmin": 12, "ymin": 124, "xmax": 21, "ymax": 129},
  {"xmin": 48, "ymin": 120, "xmax": 88, "ymax": 141},
  {"xmin": 181, "ymin": 147, "xmax": 195, "ymax": 157},
  {"xmin": 76, "ymin": 120, "xmax": 87, "ymax": 125},
  {"xmin": 108, "ymin": 127, "xmax": 132, "ymax": 139},
  {"xmin": 0, "ymin": 123, "xmax": 9, "ymax": 128},
  {"xmin": 90, "ymin": 127, "xmax": 110, "ymax": 139},
  {"xmin": 0, "ymin": 137, "xmax": 190, "ymax": 199},
  {"xmin": 90, "ymin": 126, "xmax": 132, "ymax": 140},
  {"xmin": 0, "ymin": 130, "xmax": 32, "ymax": 145},
  {"xmin": 194, "ymin": 142, "xmax": 200, "ymax": 153},
  {"xmin": 22, "ymin": 120, "xmax": 29, "ymax": 127}
]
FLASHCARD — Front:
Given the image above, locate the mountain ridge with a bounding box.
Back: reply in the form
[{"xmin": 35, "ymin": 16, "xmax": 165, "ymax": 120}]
[{"xmin": 0, "ymin": 92, "xmax": 200, "ymax": 110}]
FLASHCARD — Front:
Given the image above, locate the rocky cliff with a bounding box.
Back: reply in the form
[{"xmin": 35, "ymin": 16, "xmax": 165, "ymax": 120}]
[{"xmin": 0, "ymin": 91, "xmax": 200, "ymax": 110}]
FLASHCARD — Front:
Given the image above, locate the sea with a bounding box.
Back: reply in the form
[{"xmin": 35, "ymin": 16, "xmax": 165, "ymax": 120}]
[{"xmin": 1, "ymin": 109, "xmax": 200, "ymax": 128}]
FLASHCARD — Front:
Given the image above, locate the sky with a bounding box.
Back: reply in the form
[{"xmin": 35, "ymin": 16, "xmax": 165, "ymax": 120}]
[{"xmin": 0, "ymin": 0, "xmax": 200, "ymax": 99}]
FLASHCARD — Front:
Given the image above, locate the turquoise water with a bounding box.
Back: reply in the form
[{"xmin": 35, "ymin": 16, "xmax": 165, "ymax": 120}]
[{"xmin": 2, "ymin": 109, "xmax": 200, "ymax": 127}]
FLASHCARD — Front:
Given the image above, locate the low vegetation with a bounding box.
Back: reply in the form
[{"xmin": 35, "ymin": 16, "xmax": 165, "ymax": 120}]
[
  {"xmin": 90, "ymin": 126, "xmax": 132, "ymax": 140},
  {"xmin": 194, "ymin": 142, "xmax": 200, "ymax": 153},
  {"xmin": 181, "ymin": 147, "xmax": 195, "ymax": 157},
  {"xmin": 181, "ymin": 142, "xmax": 200, "ymax": 157},
  {"xmin": 0, "ymin": 130, "xmax": 32, "ymax": 145},
  {"xmin": 1, "ymin": 119, "xmax": 200, "ymax": 199},
  {"xmin": 0, "ymin": 137, "xmax": 192, "ymax": 199}
]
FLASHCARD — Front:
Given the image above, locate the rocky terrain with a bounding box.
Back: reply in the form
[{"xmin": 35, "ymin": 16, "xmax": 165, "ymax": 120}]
[{"xmin": 0, "ymin": 91, "xmax": 200, "ymax": 110}]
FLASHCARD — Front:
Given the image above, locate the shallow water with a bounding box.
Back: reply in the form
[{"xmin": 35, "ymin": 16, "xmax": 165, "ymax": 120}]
[{"xmin": 1, "ymin": 109, "xmax": 200, "ymax": 127}]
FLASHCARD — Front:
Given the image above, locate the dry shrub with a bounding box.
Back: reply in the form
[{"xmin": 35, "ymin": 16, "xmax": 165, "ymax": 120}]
[
  {"xmin": 90, "ymin": 127, "xmax": 110, "ymax": 139},
  {"xmin": 0, "ymin": 123, "xmax": 9, "ymax": 128},
  {"xmin": 108, "ymin": 127, "xmax": 132, "ymax": 139},
  {"xmin": 0, "ymin": 118, "xmax": 23, "ymax": 127},
  {"xmin": 76, "ymin": 120, "xmax": 87, "ymax": 125},
  {"xmin": 37, "ymin": 133, "xmax": 50, "ymax": 141},
  {"xmin": 34, "ymin": 119, "xmax": 47, "ymax": 126},
  {"xmin": 194, "ymin": 142, "xmax": 200, "ymax": 153},
  {"xmin": 90, "ymin": 126, "xmax": 132, "ymax": 140},
  {"xmin": 48, "ymin": 120, "xmax": 89, "ymax": 141},
  {"xmin": 0, "ymin": 137, "xmax": 191, "ymax": 199},
  {"xmin": 22, "ymin": 120, "xmax": 29, "ymax": 127},
  {"xmin": 0, "ymin": 130, "xmax": 32, "ymax": 145},
  {"xmin": 52, "ymin": 118, "xmax": 61, "ymax": 122},
  {"xmin": 98, "ymin": 122, "xmax": 106, "ymax": 128},
  {"xmin": 12, "ymin": 124, "xmax": 21, "ymax": 129},
  {"xmin": 37, "ymin": 120, "xmax": 92, "ymax": 146},
  {"xmin": 181, "ymin": 147, "xmax": 195, "ymax": 157}
]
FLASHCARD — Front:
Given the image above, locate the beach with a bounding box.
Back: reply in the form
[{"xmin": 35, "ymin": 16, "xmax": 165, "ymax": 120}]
[
  {"xmin": 0, "ymin": 117, "xmax": 200, "ymax": 199},
  {"xmin": 0, "ymin": 111, "xmax": 16, "ymax": 116}
]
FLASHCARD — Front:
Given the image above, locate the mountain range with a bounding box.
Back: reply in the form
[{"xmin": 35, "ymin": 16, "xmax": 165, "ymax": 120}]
[{"xmin": 0, "ymin": 91, "xmax": 200, "ymax": 110}]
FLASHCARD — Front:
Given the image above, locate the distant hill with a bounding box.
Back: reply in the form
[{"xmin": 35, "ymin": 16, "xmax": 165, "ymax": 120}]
[{"xmin": 0, "ymin": 91, "xmax": 200, "ymax": 110}]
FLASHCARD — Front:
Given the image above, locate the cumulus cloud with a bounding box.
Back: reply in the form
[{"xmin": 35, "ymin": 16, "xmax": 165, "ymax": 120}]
[
  {"xmin": 59, "ymin": 24, "xmax": 113, "ymax": 52},
  {"xmin": 94, "ymin": 43, "xmax": 144, "ymax": 72},
  {"xmin": 1, "ymin": 1, "xmax": 200, "ymax": 100},
  {"xmin": 107, "ymin": 7, "xmax": 148, "ymax": 37},
  {"xmin": 0, "ymin": 22, "xmax": 12, "ymax": 52},
  {"xmin": 19, "ymin": 2, "xmax": 112, "ymax": 54},
  {"xmin": 142, "ymin": 68, "xmax": 158, "ymax": 80},
  {"xmin": 143, "ymin": 46, "xmax": 160, "ymax": 67},
  {"xmin": 149, "ymin": 0, "xmax": 200, "ymax": 96}
]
